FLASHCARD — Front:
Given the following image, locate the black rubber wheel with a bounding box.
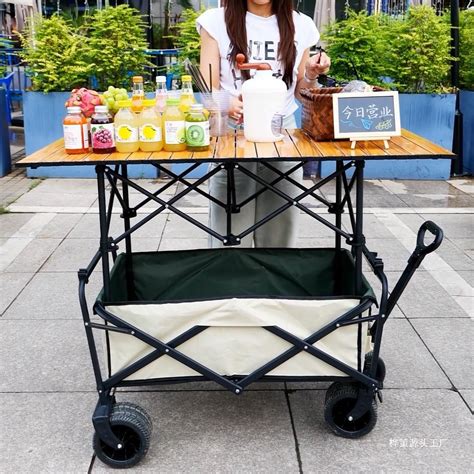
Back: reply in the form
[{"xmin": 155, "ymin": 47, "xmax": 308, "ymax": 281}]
[
  {"xmin": 93, "ymin": 403, "xmax": 152, "ymax": 469},
  {"xmin": 324, "ymin": 383, "xmax": 377, "ymax": 439},
  {"xmin": 363, "ymin": 351, "xmax": 386, "ymax": 383}
]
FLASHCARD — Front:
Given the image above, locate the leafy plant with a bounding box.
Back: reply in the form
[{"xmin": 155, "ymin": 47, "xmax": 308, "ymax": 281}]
[
  {"xmin": 85, "ymin": 5, "xmax": 151, "ymax": 90},
  {"xmin": 459, "ymin": 9, "xmax": 474, "ymax": 90},
  {"xmin": 322, "ymin": 10, "xmax": 392, "ymax": 87},
  {"xmin": 0, "ymin": 37, "xmax": 13, "ymax": 77},
  {"xmin": 18, "ymin": 14, "xmax": 92, "ymax": 92},
  {"xmin": 388, "ymin": 6, "xmax": 453, "ymax": 93},
  {"xmin": 172, "ymin": 8, "xmax": 204, "ymax": 66},
  {"xmin": 162, "ymin": 0, "xmax": 193, "ymax": 49}
]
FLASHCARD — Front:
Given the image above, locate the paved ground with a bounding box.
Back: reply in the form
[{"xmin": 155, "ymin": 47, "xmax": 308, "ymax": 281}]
[{"xmin": 0, "ymin": 175, "xmax": 473, "ymax": 473}]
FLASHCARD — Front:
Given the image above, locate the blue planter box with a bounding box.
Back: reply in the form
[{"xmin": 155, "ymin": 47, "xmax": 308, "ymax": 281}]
[
  {"xmin": 24, "ymin": 91, "xmax": 157, "ymax": 178},
  {"xmin": 460, "ymin": 90, "xmax": 474, "ymax": 175},
  {"xmin": 321, "ymin": 94, "xmax": 455, "ymax": 180}
]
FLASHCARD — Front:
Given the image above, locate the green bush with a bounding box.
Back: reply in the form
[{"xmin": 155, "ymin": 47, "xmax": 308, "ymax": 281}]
[
  {"xmin": 322, "ymin": 10, "xmax": 393, "ymax": 87},
  {"xmin": 459, "ymin": 9, "xmax": 474, "ymax": 90},
  {"xmin": 0, "ymin": 37, "xmax": 13, "ymax": 77},
  {"xmin": 19, "ymin": 15, "xmax": 93, "ymax": 92},
  {"xmin": 323, "ymin": 7, "xmax": 454, "ymax": 93},
  {"xmin": 171, "ymin": 8, "xmax": 204, "ymax": 66},
  {"xmin": 389, "ymin": 6, "xmax": 452, "ymax": 93},
  {"xmin": 85, "ymin": 5, "xmax": 151, "ymax": 90}
]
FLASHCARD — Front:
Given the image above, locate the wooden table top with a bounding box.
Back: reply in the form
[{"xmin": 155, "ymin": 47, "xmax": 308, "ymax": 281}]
[{"xmin": 16, "ymin": 129, "xmax": 454, "ymax": 168}]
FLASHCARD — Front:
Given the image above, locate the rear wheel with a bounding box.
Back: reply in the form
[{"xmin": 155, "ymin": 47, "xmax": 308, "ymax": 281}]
[
  {"xmin": 93, "ymin": 403, "xmax": 152, "ymax": 469},
  {"xmin": 324, "ymin": 383, "xmax": 377, "ymax": 438},
  {"xmin": 363, "ymin": 351, "xmax": 386, "ymax": 383}
]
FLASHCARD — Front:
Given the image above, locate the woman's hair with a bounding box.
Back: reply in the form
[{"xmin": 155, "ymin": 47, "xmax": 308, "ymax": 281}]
[{"xmin": 224, "ymin": 0, "xmax": 297, "ymax": 88}]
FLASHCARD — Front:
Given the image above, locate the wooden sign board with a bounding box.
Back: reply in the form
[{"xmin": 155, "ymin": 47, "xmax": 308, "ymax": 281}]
[{"xmin": 332, "ymin": 91, "xmax": 401, "ymax": 149}]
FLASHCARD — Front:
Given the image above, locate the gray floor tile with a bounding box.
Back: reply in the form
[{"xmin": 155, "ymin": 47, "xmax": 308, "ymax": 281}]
[
  {"xmin": 34, "ymin": 178, "xmax": 98, "ymax": 194},
  {"xmin": 69, "ymin": 213, "xmax": 167, "ymax": 241},
  {"xmin": 0, "ymin": 393, "xmax": 95, "ymax": 474},
  {"xmin": 0, "ymin": 272, "xmax": 33, "ymax": 315},
  {"xmin": 397, "ymin": 193, "xmax": 474, "ymax": 208},
  {"xmin": 343, "ymin": 213, "xmax": 394, "ymax": 239},
  {"xmin": 3, "ymin": 272, "xmax": 102, "ymax": 320},
  {"xmin": 419, "ymin": 213, "xmax": 474, "ymax": 239},
  {"xmin": 128, "ymin": 179, "xmax": 177, "ymax": 195},
  {"xmin": 395, "ymin": 270, "xmax": 470, "ymax": 318},
  {"xmin": 13, "ymin": 188, "xmax": 97, "ymax": 208},
  {"xmin": 5, "ymin": 238, "xmax": 62, "ymax": 272},
  {"xmin": 37, "ymin": 213, "xmax": 83, "ymax": 239},
  {"xmin": 381, "ymin": 179, "xmax": 472, "ymax": 196},
  {"xmin": 381, "ymin": 319, "xmax": 451, "ymax": 389},
  {"xmin": 0, "ymin": 213, "xmax": 33, "ymax": 238},
  {"xmin": 459, "ymin": 390, "xmax": 474, "ymax": 412},
  {"xmin": 0, "ymin": 319, "xmax": 99, "ymax": 391},
  {"xmin": 457, "ymin": 270, "xmax": 474, "ymax": 287},
  {"xmin": 290, "ymin": 389, "xmax": 473, "ymax": 473},
  {"xmin": 365, "ymin": 238, "xmax": 412, "ymax": 272},
  {"xmin": 411, "ymin": 319, "xmax": 474, "ymax": 389},
  {"xmin": 299, "ymin": 214, "xmax": 340, "ymax": 238},
  {"xmin": 450, "ymin": 238, "xmax": 474, "ymax": 251},
  {"xmin": 162, "ymin": 213, "xmax": 210, "ymax": 239},
  {"xmin": 159, "ymin": 238, "xmax": 208, "ymax": 251},
  {"xmin": 40, "ymin": 239, "xmax": 158, "ymax": 272},
  {"xmin": 93, "ymin": 391, "xmax": 298, "ymax": 473}
]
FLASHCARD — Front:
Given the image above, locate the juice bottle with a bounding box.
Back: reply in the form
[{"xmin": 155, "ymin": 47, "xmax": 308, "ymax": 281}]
[
  {"xmin": 131, "ymin": 75, "xmax": 144, "ymax": 113},
  {"xmin": 163, "ymin": 97, "xmax": 186, "ymax": 152},
  {"xmin": 63, "ymin": 106, "xmax": 89, "ymax": 154},
  {"xmin": 114, "ymin": 100, "xmax": 140, "ymax": 153},
  {"xmin": 139, "ymin": 99, "xmax": 163, "ymax": 152},
  {"xmin": 155, "ymin": 76, "xmax": 168, "ymax": 114},
  {"xmin": 185, "ymin": 103, "xmax": 210, "ymax": 152},
  {"xmin": 179, "ymin": 75, "xmax": 196, "ymax": 113},
  {"xmin": 91, "ymin": 106, "xmax": 115, "ymax": 154}
]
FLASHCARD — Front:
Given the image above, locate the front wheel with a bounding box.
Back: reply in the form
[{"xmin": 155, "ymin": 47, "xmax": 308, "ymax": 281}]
[
  {"xmin": 93, "ymin": 402, "xmax": 152, "ymax": 469},
  {"xmin": 324, "ymin": 383, "xmax": 377, "ymax": 439}
]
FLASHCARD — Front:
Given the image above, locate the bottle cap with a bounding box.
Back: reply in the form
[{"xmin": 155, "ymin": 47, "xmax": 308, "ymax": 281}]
[
  {"xmin": 142, "ymin": 99, "xmax": 156, "ymax": 107},
  {"xmin": 132, "ymin": 76, "xmax": 144, "ymax": 83},
  {"xmin": 117, "ymin": 100, "xmax": 132, "ymax": 108},
  {"xmin": 166, "ymin": 97, "xmax": 180, "ymax": 106},
  {"xmin": 94, "ymin": 105, "xmax": 109, "ymax": 113},
  {"xmin": 181, "ymin": 75, "xmax": 192, "ymax": 82},
  {"xmin": 156, "ymin": 76, "xmax": 166, "ymax": 83},
  {"xmin": 189, "ymin": 103, "xmax": 204, "ymax": 112},
  {"xmin": 67, "ymin": 106, "xmax": 81, "ymax": 114}
]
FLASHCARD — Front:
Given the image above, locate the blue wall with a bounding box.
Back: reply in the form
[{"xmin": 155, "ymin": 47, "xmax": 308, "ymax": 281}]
[
  {"xmin": 24, "ymin": 91, "xmax": 157, "ymax": 178},
  {"xmin": 320, "ymin": 94, "xmax": 455, "ymax": 179}
]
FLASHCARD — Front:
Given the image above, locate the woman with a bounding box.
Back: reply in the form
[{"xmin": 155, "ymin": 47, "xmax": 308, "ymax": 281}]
[{"xmin": 197, "ymin": 0, "xmax": 330, "ymax": 248}]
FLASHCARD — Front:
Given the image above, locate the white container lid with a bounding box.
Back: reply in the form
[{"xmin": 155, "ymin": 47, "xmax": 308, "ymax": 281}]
[
  {"xmin": 67, "ymin": 106, "xmax": 81, "ymax": 114},
  {"xmin": 94, "ymin": 105, "xmax": 108, "ymax": 113}
]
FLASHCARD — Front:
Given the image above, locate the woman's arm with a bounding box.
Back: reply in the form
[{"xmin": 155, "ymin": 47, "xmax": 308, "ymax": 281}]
[
  {"xmin": 199, "ymin": 28, "xmax": 243, "ymax": 120},
  {"xmin": 199, "ymin": 28, "xmax": 221, "ymax": 92},
  {"xmin": 295, "ymin": 48, "xmax": 331, "ymax": 101}
]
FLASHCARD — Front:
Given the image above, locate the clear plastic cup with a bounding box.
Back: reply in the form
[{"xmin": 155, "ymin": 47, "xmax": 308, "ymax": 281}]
[{"xmin": 202, "ymin": 91, "xmax": 231, "ymax": 137}]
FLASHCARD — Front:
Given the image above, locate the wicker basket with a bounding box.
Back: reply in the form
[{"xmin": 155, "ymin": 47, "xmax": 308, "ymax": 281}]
[{"xmin": 300, "ymin": 87, "xmax": 385, "ymax": 141}]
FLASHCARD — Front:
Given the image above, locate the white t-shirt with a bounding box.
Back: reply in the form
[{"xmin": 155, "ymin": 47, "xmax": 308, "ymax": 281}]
[{"xmin": 196, "ymin": 8, "xmax": 319, "ymax": 118}]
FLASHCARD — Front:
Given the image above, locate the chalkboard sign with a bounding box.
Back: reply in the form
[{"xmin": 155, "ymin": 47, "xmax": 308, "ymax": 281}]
[{"xmin": 332, "ymin": 91, "xmax": 401, "ymax": 141}]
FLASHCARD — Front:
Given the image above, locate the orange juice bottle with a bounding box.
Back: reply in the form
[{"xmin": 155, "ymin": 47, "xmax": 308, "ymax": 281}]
[
  {"xmin": 131, "ymin": 76, "xmax": 144, "ymax": 113},
  {"xmin": 179, "ymin": 75, "xmax": 196, "ymax": 113},
  {"xmin": 163, "ymin": 97, "xmax": 186, "ymax": 152},
  {"xmin": 114, "ymin": 100, "xmax": 139, "ymax": 153},
  {"xmin": 63, "ymin": 106, "xmax": 89, "ymax": 154},
  {"xmin": 139, "ymin": 99, "xmax": 163, "ymax": 152}
]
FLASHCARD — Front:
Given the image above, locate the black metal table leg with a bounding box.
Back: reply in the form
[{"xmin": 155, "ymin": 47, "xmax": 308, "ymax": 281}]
[
  {"xmin": 96, "ymin": 165, "xmax": 111, "ymax": 301},
  {"xmin": 335, "ymin": 161, "xmax": 343, "ymax": 251},
  {"xmin": 354, "ymin": 161, "xmax": 365, "ymax": 294}
]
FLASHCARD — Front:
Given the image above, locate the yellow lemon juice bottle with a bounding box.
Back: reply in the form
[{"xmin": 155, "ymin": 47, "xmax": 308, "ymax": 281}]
[
  {"xmin": 163, "ymin": 97, "xmax": 186, "ymax": 152},
  {"xmin": 179, "ymin": 75, "xmax": 196, "ymax": 113},
  {"xmin": 139, "ymin": 100, "xmax": 163, "ymax": 152},
  {"xmin": 114, "ymin": 100, "xmax": 139, "ymax": 153}
]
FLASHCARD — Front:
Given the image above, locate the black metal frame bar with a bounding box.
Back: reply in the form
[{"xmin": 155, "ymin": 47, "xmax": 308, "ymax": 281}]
[{"xmin": 78, "ymin": 158, "xmax": 443, "ymax": 447}]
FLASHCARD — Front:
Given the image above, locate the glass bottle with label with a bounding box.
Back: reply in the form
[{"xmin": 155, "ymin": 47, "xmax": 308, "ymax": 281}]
[
  {"xmin": 91, "ymin": 105, "xmax": 115, "ymax": 154},
  {"xmin": 63, "ymin": 106, "xmax": 89, "ymax": 154},
  {"xmin": 185, "ymin": 104, "xmax": 210, "ymax": 152},
  {"xmin": 114, "ymin": 100, "xmax": 140, "ymax": 153},
  {"xmin": 163, "ymin": 97, "xmax": 186, "ymax": 152},
  {"xmin": 131, "ymin": 75, "xmax": 144, "ymax": 113},
  {"xmin": 155, "ymin": 76, "xmax": 168, "ymax": 114},
  {"xmin": 179, "ymin": 75, "xmax": 196, "ymax": 114},
  {"xmin": 139, "ymin": 99, "xmax": 163, "ymax": 152}
]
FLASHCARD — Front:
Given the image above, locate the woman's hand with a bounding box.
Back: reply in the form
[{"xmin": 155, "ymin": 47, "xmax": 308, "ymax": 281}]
[
  {"xmin": 305, "ymin": 52, "xmax": 331, "ymax": 80},
  {"xmin": 229, "ymin": 94, "xmax": 244, "ymax": 123}
]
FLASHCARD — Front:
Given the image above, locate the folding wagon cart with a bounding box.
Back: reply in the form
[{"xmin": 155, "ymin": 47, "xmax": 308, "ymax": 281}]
[{"xmin": 17, "ymin": 130, "xmax": 452, "ymax": 468}]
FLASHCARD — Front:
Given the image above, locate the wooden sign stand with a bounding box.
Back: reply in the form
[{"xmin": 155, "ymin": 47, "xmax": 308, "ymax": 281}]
[{"xmin": 350, "ymin": 137, "xmax": 391, "ymax": 150}]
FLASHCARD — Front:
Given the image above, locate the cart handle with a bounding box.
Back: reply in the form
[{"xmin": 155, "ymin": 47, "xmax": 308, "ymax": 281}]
[{"xmin": 415, "ymin": 220, "xmax": 444, "ymax": 258}]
